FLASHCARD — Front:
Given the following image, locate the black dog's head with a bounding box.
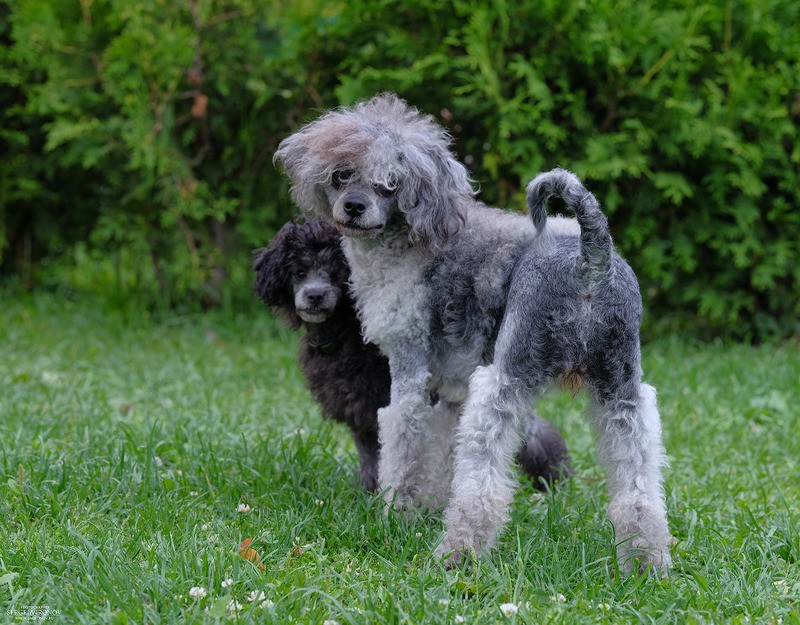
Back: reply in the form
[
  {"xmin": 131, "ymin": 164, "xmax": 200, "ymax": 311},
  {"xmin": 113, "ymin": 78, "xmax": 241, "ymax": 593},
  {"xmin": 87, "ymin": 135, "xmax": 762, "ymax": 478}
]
[{"xmin": 253, "ymin": 219, "xmax": 350, "ymax": 329}]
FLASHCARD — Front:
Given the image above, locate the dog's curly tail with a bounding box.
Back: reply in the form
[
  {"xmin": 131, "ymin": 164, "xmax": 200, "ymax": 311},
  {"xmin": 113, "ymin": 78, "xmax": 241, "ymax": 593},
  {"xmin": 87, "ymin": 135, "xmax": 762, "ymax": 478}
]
[{"xmin": 526, "ymin": 168, "xmax": 612, "ymax": 286}]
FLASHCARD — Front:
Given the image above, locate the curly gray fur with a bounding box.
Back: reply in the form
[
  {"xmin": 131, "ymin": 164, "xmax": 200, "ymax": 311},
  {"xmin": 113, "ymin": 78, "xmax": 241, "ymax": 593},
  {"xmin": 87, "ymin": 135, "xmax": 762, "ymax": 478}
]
[{"xmin": 275, "ymin": 93, "xmax": 673, "ymax": 576}]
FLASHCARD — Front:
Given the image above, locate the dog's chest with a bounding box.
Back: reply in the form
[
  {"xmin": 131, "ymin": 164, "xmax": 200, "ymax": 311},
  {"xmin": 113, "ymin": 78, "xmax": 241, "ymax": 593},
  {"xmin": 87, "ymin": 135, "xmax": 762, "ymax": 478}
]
[{"xmin": 344, "ymin": 241, "xmax": 430, "ymax": 350}]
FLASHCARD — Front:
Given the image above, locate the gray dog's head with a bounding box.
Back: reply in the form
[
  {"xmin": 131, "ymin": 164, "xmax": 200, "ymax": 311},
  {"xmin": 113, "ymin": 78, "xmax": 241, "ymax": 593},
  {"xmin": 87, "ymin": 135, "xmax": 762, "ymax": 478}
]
[{"xmin": 274, "ymin": 93, "xmax": 475, "ymax": 250}]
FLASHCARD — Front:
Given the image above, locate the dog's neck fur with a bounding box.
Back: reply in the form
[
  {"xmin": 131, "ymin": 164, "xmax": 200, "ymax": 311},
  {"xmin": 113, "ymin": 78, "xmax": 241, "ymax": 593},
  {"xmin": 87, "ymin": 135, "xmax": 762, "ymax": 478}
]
[
  {"xmin": 342, "ymin": 236, "xmax": 432, "ymax": 354},
  {"xmin": 302, "ymin": 296, "xmax": 364, "ymax": 354}
]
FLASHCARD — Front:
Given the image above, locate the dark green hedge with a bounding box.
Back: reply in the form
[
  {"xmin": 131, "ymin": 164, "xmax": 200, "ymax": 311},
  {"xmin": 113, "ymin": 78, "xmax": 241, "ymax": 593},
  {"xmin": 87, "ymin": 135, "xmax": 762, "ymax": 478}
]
[{"xmin": 2, "ymin": 0, "xmax": 798, "ymax": 338}]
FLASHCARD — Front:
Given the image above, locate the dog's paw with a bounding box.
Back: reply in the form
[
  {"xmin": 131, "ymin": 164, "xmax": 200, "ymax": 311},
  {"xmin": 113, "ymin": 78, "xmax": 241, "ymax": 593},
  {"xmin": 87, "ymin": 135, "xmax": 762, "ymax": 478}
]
[
  {"xmin": 435, "ymin": 542, "xmax": 465, "ymax": 569},
  {"xmin": 359, "ymin": 469, "xmax": 379, "ymax": 493},
  {"xmin": 609, "ymin": 496, "xmax": 673, "ymax": 578},
  {"xmin": 435, "ymin": 535, "xmax": 479, "ymax": 569},
  {"xmin": 618, "ymin": 542, "xmax": 673, "ymax": 578},
  {"xmin": 382, "ymin": 486, "xmax": 416, "ymax": 514},
  {"xmin": 440, "ymin": 550, "xmax": 464, "ymax": 569}
]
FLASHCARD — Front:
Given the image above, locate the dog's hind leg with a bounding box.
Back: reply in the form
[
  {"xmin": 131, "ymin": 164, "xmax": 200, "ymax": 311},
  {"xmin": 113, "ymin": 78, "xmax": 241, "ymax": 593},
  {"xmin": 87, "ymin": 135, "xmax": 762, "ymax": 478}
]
[
  {"xmin": 422, "ymin": 399, "xmax": 462, "ymax": 509},
  {"xmin": 436, "ymin": 364, "xmax": 530, "ymax": 565},
  {"xmin": 592, "ymin": 382, "xmax": 673, "ymax": 576}
]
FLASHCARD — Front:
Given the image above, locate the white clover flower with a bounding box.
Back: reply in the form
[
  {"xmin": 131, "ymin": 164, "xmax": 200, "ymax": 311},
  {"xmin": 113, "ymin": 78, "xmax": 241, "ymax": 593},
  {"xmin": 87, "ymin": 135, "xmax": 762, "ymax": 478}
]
[
  {"xmin": 246, "ymin": 590, "xmax": 266, "ymax": 603},
  {"xmin": 438, "ymin": 599, "xmax": 450, "ymax": 607},
  {"xmin": 258, "ymin": 598, "xmax": 275, "ymax": 609},
  {"xmin": 549, "ymin": 593, "xmax": 566, "ymax": 603},
  {"xmin": 208, "ymin": 534, "xmax": 219, "ymax": 544},
  {"xmin": 201, "ymin": 523, "xmax": 211, "ymax": 531},
  {"xmin": 153, "ymin": 456, "xmax": 164, "ymax": 468},
  {"xmin": 237, "ymin": 503, "xmax": 251, "ymax": 513},
  {"xmin": 228, "ymin": 600, "xmax": 243, "ymax": 613},
  {"xmin": 323, "ymin": 620, "xmax": 340, "ymax": 625},
  {"xmin": 188, "ymin": 586, "xmax": 207, "ymax": 599},
  {"xmin": 455, "ymin": 616, "xmax": 466, "ymax": 624},
  {"xmin": 189, "ymin": 491, "xmax": 199, "ymax": 497},
  {"xmin": 221, "ymin": 578, "xmax": 233, "ymax": 588},
  {"xmin": 499, "ymin": 603, "xmax": 518, "ymax": 617},
  {"xmin": 774, "ymin": 579, "xmax": 790, "ymax": 594},
  {"xmin": 597, "ymin": 602, "xmax": 611, "ymax": 611},
  {"xmin": 41, "ymin": 371, "xmax": 62, "ymax": 387},
  {"xmin": 315, "ymin": 499, "xmax": 325, "ymax": 506}
]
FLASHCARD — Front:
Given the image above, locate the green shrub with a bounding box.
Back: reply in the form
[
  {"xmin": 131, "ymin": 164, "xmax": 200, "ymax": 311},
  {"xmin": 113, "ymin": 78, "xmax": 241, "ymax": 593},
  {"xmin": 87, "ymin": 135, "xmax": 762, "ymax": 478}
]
[
  {"xmin": 1, "ymin": 0, "xmax": 343, "ymax": 307},
  {"xmin": 2, "ymin": 0, "xmax": 798, "ymax": 338},
  {"xmin": 329, "ymin": 0, "xmax": 800, "ymax": 339}
]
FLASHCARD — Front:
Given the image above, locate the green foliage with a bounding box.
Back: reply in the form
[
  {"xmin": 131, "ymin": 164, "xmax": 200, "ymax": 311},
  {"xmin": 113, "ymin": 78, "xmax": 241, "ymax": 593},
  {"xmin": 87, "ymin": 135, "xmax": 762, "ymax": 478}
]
[
  {"xmin": 1, "ymin": 0, "xmax": 344, "ymax": 307},
  {"xmin": 328, "ymin": 0, "xmax": 800, "ymax": 339},
  {"xmin": 1, "ymin": 0, "xmax": 798, "ymax": 337}
]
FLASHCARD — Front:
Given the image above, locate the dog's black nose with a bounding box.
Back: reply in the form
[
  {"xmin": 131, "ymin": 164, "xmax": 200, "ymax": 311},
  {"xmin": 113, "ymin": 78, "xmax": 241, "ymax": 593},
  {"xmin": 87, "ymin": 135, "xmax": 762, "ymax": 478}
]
[
  {"xmin": 307, "ymin": 291, "xmax": 325, "ymax": 306},
  {"xmin": 343, "ymin": 198, "xmax": 367, "ymax": 217}
]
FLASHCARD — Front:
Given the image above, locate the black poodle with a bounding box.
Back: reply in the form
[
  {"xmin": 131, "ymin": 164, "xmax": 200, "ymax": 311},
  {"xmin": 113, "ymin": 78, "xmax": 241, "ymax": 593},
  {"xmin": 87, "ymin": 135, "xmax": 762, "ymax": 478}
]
[
  {"xmin": 253, "ymin": 218, "xmax": 388, "ymax": 491},
  {"xmin": 253, "ymin": 218, "xmax": 571, "ymax": 492}
]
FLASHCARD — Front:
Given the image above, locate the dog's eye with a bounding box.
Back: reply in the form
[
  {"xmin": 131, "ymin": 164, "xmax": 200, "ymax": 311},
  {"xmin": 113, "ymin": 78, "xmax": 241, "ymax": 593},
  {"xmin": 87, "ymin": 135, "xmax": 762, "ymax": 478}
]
[
  {"xmin": 373, "ymin": 183, "xmax": 395, "ymax": 198},
  {"xmin": 331, "ymin": 169, "xmax": 354, "ymax": 190},
  {"xmin": 294, "ymin": 269, "xmax": 306, "ymax": 280}
]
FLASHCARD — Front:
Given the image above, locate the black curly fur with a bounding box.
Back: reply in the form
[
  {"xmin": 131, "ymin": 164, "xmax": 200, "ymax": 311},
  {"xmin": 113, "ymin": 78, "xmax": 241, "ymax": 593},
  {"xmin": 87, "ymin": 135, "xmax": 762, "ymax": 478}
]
[{"xmin": 253, "ymin": 218, "xmax": 389, "ymax": 491}]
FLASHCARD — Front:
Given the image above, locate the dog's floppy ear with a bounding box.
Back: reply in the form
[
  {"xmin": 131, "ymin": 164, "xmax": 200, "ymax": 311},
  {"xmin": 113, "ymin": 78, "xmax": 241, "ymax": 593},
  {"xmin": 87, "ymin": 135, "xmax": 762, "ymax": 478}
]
[
  {"xmin": 252, "ymin": 223, "xmax": 302, "ymax": 329},
  {"xmin": 274, "ymin": 133, "xmax": 332, "ymax": 219},
  {"xmin": 396, "ymin": 140, "xmax": 471, "ymax": 251}
]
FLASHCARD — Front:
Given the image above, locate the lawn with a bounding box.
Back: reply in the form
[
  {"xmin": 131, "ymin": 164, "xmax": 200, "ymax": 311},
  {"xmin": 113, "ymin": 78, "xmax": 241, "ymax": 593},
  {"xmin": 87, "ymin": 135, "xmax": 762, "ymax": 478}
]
[{"xmin": 1, "ymin": 294, "xmax": 798, "ymax": 624}]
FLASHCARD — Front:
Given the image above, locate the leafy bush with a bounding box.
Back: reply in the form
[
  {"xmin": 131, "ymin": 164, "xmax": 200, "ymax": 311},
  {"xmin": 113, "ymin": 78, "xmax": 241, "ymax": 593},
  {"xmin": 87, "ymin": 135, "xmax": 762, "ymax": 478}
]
[
  {"xmin": 1, "ymin": 0, "xmax": 343, "ymax": 307},
  {"xmin": 2, "ymin": 0, "xmax": 798, "ymax": 337},
  {"xmin": 329, "ymin": 0, "xmax": 800, "ymax": 339}
]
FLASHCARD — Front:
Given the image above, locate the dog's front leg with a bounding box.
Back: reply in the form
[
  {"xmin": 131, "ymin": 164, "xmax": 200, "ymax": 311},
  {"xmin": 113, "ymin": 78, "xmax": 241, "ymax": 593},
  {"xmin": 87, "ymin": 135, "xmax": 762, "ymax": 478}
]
[{"xmin": 377, "ymin": 347, "xmax": 436, "ymax": 510}]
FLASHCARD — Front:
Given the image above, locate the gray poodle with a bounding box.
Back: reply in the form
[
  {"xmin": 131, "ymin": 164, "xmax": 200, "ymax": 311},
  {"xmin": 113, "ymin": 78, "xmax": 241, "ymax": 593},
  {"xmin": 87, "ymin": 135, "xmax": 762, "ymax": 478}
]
[
  {"xmin": 274, "ymin": 93, "xmax": 672, "ymax": 575},
  {"xmin": 253, "ymin": 218, "xmax": 571, "ymax": 492}
]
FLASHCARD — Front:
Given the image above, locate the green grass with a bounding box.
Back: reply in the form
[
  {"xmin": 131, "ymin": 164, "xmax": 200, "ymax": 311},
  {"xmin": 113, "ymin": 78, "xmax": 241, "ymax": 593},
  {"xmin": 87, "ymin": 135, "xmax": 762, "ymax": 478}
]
[{"xmin": 1, "ymin": 294, "xmax": 798, "ymax": 624}]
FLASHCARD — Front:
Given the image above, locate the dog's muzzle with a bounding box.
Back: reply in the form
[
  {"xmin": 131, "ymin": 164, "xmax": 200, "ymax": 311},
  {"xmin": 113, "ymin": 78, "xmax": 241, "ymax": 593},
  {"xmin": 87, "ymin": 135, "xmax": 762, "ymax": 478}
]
[
  {"xmin": 334, "ymin": 194, "xmax": 385, "ymax": 238},
  {"xmin": 296, "ymin": 286, "xmax": 337, "ymax": 322}
]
